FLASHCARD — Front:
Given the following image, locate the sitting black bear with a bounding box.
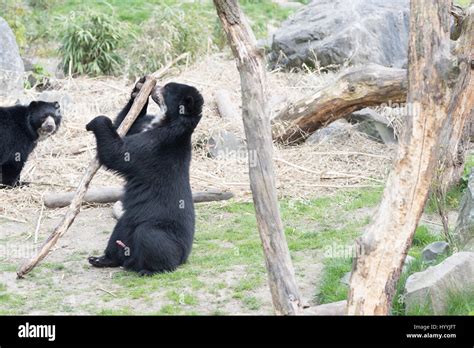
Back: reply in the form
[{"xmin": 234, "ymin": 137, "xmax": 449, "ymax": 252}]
[
  {"xmin": 0, "ymin": 101, "xmax": 62, "ymax": 187},
  {"xmin": 86, "ymin": 81, "xmax": 204, "ymax": 275}
]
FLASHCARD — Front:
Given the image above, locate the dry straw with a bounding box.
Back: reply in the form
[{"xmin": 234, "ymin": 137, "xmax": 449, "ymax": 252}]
[{"xmin": 0, "ymin": 54, "xmax": 395, "ymax": 222}]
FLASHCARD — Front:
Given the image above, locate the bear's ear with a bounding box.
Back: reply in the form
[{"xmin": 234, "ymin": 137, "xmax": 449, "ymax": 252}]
[
  {"xmin": 29, "ymin": 101, "xmax": 38, "ymax": 108},
  {"xmin": 180, "ymin": 95, "xmax": 194, "ymax": 115},
  {"xmin": 184, "ymin": 95, "xmax": 194, "ymax": 108},
  {"xmin": 54, "ymin": 102, "xmax": 60, "ymax": 109}
]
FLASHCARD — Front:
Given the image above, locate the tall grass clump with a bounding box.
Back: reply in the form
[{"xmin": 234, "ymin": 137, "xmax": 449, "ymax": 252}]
[
  {"xmin": 125, "ymin": 4, "xmax": 217, "ymax": 78},
  {"xmin": 59, "ymin": 10, "xmax": 129, "ymax": 76}
]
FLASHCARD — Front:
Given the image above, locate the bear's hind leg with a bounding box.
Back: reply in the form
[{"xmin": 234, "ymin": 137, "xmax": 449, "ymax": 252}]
[
  {"xmin": 123, "ymin": 223, "xmax": 186, "ymax": 275},
  {"xmin": 88, "ymin": 218, "xmax": 130, "ymax": 268}
]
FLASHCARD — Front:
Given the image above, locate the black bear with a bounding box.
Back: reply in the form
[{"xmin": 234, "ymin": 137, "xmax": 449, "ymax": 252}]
[
  {"xmin": 0, "ymin": 101, "xmax": 62, "ymax": 187},
  {"xmin": 86, "ymin": 81, "xmax": 204, "ymax": 275}
]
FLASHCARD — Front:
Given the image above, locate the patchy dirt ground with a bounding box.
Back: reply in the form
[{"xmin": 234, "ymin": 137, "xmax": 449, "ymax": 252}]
[{"xmin": 0, "ymin": 205, "xmax": 326, "ymax": 315}]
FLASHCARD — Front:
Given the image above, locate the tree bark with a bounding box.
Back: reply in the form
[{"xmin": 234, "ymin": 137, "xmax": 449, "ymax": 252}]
[
  {"xmin": 272, "ymin": 65, "xmax": 407, "ymax": 144},
  {"xmin": 347, "ymin": 0, "xmax": 456, "ymax": 315},
  {"xmin": 214, "ymin": 0, "xmax": 302, "ymax": 315},
  {"xmin": 438, "ymin": 5, "xmax": 474, "ymax": 191}
]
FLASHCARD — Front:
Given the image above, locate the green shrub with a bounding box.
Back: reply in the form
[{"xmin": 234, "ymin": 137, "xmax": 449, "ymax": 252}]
[
  {"xmin": 124, "ymin": 4, "xmax": 217, "ymax": 78},
  {"xmin": 0, "ymin": 2, "xmax": 29, "ymax": 49},
  {"xmin": 59, "ymin": 11, "xmax": 129, "ymax": 76},
  {"xmin": 28, "ymin": 0, "xmax": 62, "ymax": 10}
]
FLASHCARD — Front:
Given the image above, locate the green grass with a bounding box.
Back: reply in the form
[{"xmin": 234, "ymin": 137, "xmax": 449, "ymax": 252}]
[
  {"xmin": 455, "ymin": 0, "xmax": 472, "ymax": 7},
  {"xmin": 108, "ymin": 188, "xmax": 379, "ymax": 314},
  {"xmin": 316, "ymin": 222, "xmax": 455, "ymax": 315},
  {"xmin": 316, "ymin": 257, "xmax": 352, "ymax": 304},
  {"xmin": 1, "ymin": 0, "xmax": 301, "ymax": 77},
  {"xmin": 0, "ymin": 187, "xmax": 385, "ymax": 315},
  {"xmin": 5, "ymin": 184, "xmax": 465, "ymax": 316},
  {"xmin": 425, "ymin": 184, "xmax": 466, "ymax": 215}
]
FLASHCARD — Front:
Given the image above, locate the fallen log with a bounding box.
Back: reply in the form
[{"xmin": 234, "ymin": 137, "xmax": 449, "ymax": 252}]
[
  {"xmin": 272, "ymin": 64, "xmax": 407, "ymax": 144},
  {"xmin": 112, "ymin": 189, "xmax": 234, "ymax": 220},
  {"xmin": 44, "ymin": 187, "xmax": 234, "ymax": 208},
  {"xmin": 215, "ymin": 89, "xmax": 239, "ymax": 120}
]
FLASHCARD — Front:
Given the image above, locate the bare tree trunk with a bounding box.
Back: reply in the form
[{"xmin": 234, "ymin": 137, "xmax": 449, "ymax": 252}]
[
  {"xmin": 438, "ymin": 5, "xmax": 474, "ymax": 191},
  {"xmin": 272, "ymin": 65, "xmax": 407, "ymax": 144},
  {"xmin": 347, "ymin": 0, "xmax": 457, "ymax": 315},
  {"xmin": 214, "ymin": 0, "xmax": 302, "ymax": 315}
]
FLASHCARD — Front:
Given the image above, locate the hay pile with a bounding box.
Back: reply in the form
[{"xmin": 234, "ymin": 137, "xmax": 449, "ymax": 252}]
[{"xmin": 0, "ymin": 54, "xmax": 394, "ymax": 221}]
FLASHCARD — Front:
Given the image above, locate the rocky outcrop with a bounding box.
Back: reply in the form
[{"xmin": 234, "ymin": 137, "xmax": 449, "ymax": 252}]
[
  {"xmin": 404, "ymin": 252, "xmax": 474, "ymax": 314},
  {"xmin": 0, "ymin": 17, "xmax": 24, "ymax": 98},
  {"xmin": 453, "ymin": 171, "xmax": 474, "ymax": 251},
  {"xmin": 269, "ymin": 0, "xmax": 409, "ymax": 70}
]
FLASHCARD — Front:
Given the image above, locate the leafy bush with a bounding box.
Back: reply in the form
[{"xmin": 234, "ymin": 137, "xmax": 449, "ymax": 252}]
[
  {"xmin": 124, "ymin": 4, "xmax": 217, "ymax": 78},
  {"xmin": 0, "ymin": 2, "xmax": 29, "ymax": 49},
  {"xmin": 28, "ymin": 0, "xmax": 62, "ymax": 10},
  {"xmin": 59, "ymin": 11, "xmax": 129, "ymax": 76}
]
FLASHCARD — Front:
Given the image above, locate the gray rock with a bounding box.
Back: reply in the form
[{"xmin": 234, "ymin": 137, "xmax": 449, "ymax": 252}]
[
  {"xmin": 421, "ymin": 241, "xmax": 450, "ymax": 262},
  {"xmin": 309, "ymin": 300, "xmax": 347, "ymax": 315},
  {"xmin": 453, "ymin": 170, "xmax": 474, "ymax": 251},
  {"xmin": 0, "ymin": 17, "xmax": 25, "ymax": 98},
  {"xmin": 269, "ymin": 0, "xmax": 409, "ymax": 70},
  {"xmin": 349, "ymin": 108, "xmax": 397, "ymax": 144},
  {"xmin": 404, "ymin": 252, "xmax": 474, "ymax": 314},
  {"xmin": 306, "ymin": 119, "xmax": 352, "ymax": 145},
  {"xmin": 22, "ymin": 57, "xmax": 35, "ymax": 72},
  {"xmin": 340, "ymin": 271, "xmax": 351, "ymax": 285},
  {"xmin": 112, "ymin": 201, "xmax": 124, "ymax": 220},
  {"xmin": 207, "ymin": 130, "xmax": 246, "ymax": 159},
  {"xmin": 403, "ymin": 255, "xmax": 416, "ymax": 272}
]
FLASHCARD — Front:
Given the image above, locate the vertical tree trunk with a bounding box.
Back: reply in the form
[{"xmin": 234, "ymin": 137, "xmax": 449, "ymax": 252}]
[
  {"xmin": 213, "ymin": 0, "xmax": 302, "ymax": 315},
  {"xmin": 438, "ymin": 5, "xmax": 474, "ymax": 191},
  {"xmin": 347, "ymin": 0, "xmax": 457, "ymax": 315}
]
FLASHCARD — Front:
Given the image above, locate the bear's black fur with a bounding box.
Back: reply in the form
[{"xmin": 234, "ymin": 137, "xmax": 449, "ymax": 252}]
[
  {"xmin": 86, "ymin": 81, "xmax": 204, "ymax": 275},
  {"xmin": 113, "ymin": 76, "xmax": 162, "ymax": 135},
  {"xmin": 0, "ymin": 101, "xmax": 62, "ymax": 187}
]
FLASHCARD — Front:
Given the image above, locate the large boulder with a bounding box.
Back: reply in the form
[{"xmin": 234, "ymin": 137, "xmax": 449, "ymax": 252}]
[
  {"xmin": 404, "ymin": 252, "xmax": 474, "ymax": 314},
  {"xmin": 305, "ymin": 119, "xmax": 352, "ymax": 145},
  {"xmin": 421, "ymin": 241, "xmax": 450, "ymax": 262},
  {"xmin": 453, "ymin": 170, "xmax": 474, "ymax": 251},
  {"xmin": 0, "ymin": 17, "xmax": 24, "ymax": 98},
  {"xmin": 269, "ymin": 0, "xmax": 409, "ymax": 70},
  {"xmin": 308, "ymin": 300, "xmax": 347, "ymax": 315},
  {"xmin": 348, "ymin": 108, "xmax": 397, "ymax": 145},
  {"xmin": 207, "ymin": 130, "xmax": 246, "ymax": 159}
]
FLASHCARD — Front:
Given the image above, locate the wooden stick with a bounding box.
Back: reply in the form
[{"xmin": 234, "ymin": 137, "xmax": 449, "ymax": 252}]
[
  {"xmin": 17, "ymin": 53, "xmax": 189, "ymax": 278},
  {"xmin": 43, "ymin": 187, "xmax": 234, "ymax": 208}
]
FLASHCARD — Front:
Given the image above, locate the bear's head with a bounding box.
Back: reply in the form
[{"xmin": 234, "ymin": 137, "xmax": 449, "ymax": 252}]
[
  {"xmin": 27, "ymin": 101, "xmax": 62, "ymax": 140},
  {"xmin": 152, "ymin": 82, "xmax": 204, "ymax": 122}
]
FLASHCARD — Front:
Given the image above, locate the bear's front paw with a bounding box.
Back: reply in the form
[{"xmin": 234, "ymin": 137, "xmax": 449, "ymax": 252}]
[
  {"xmin": 86, "ymin": 115, "xmax": 112, "ymax": 132},
  {"xmin": 131, "ymin": 76, "xmax": 147, "ymax": 98}
]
